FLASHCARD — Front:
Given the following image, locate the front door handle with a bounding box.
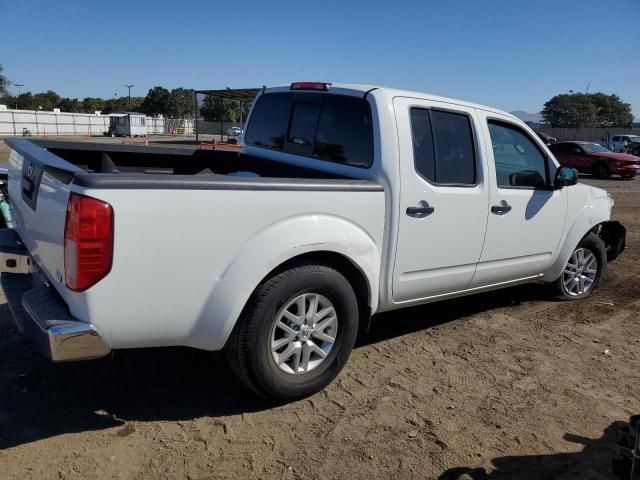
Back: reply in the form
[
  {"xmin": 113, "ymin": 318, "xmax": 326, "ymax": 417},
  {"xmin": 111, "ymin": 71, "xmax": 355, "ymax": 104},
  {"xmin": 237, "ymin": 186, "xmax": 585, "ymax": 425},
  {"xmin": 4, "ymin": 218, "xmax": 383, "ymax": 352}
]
[
  {"xmin": 406, "ymin": 204, "xmax": 435, "ymax": 218},
  {"xmin": 491, "ymin": 202, "xmax": 512, "ymax": 215}
]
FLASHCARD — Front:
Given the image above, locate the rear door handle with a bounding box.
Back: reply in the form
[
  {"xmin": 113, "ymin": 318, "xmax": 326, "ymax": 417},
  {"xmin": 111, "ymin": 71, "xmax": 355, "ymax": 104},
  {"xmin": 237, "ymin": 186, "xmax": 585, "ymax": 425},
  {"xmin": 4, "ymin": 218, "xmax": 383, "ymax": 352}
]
[
  {"xmin": 406, "ymin": 205, "xmax": 435, "ymax": 218},
  {"xmin": 491, "ymin": 202, "xmax": 512, "ymax": 215}
]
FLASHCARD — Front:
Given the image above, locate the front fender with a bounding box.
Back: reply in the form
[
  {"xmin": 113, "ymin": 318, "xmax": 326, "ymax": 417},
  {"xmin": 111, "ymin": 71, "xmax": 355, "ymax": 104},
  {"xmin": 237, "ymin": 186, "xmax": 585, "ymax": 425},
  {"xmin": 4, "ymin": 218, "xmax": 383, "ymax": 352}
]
[
  {"xmin": 545, "ymin": 193, "xmax": 612, "ymax": 281},
  {"xmin": 188, "ymin": 214, "xmax": 381, "ymax": 350}
]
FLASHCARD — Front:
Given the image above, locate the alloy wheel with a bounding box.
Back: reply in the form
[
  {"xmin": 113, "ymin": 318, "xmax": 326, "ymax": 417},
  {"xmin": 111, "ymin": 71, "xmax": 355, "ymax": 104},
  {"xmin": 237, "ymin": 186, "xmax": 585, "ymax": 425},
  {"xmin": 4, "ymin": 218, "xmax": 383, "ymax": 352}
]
[
  {"xmin": 269, "ymin": 293, "xmax": 338, "ymax": 375},
  {"xmin": 562, "ymin": 248, "xmax": 598, "ymax": 297}
]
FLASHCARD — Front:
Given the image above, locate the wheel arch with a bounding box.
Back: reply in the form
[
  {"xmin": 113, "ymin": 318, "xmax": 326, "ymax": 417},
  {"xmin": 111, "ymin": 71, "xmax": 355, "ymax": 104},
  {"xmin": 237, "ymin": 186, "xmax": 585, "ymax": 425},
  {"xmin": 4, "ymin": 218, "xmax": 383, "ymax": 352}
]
[
  {"xmin": 591, "ymin": 220, "xmax": 626, "ymax": 262},
  {"xmin": 259, "ymin": 250, "xmax": 374, "ymax": 336},
  {"xmin": 187, "ymin": 214, "xmax": 381, "ymax": 351},
  {"xmin": 544, "ymin": 196, "xmax": 612, "ymax": 281}
]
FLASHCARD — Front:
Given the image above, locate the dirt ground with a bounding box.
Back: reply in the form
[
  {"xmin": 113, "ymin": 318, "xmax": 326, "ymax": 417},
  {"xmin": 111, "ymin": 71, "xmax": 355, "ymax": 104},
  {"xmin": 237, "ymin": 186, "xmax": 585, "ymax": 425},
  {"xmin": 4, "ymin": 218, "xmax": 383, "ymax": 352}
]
[{"xmin": 0, "ymin": 137, "xmax": 638, "ymax": 479}]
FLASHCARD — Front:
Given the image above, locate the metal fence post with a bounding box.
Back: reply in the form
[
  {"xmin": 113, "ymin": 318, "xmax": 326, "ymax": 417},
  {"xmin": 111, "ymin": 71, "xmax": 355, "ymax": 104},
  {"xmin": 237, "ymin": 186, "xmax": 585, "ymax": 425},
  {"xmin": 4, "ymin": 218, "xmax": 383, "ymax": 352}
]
[{"xmin": 12, "ymin": 110, "xmax": 16, "ymax": 136}]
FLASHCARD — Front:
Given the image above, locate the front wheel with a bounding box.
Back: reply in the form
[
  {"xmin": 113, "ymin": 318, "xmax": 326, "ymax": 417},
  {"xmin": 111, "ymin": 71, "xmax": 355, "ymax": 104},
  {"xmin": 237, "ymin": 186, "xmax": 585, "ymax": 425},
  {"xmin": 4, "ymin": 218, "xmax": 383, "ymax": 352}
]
[
  {"xmin": 592, "ymin": 162, "xmax": 611, "ymax": 179},
  {"xmin": 555, "ymin": 233, "xmax": 606, "ymax": 300},
  {"xmin": 225, "ymin": 263, "xmax": 359, "ymax": 401}
]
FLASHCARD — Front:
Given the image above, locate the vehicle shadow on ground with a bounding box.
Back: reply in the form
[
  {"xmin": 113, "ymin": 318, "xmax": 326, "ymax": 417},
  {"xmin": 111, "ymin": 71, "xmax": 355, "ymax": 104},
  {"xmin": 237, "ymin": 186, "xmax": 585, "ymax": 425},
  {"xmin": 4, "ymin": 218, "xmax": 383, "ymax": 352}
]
[
  {"xmin": 437, "ymin": 421, "xmax": 630, "ymax": 480},
  {"xmin": 0, "ymin": 284, "xmax": 551, "ymax": 450},
  {"xmin": 361, "ymin": 283, "xmax": 551, "ymax": 348}
]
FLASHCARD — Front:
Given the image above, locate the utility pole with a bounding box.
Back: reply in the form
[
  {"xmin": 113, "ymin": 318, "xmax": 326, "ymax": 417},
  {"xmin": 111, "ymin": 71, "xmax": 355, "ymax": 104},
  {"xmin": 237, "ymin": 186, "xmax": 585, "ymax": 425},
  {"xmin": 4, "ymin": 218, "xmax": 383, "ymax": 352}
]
[
  {"xmin": 14, "ymin": 84, "xmax": 23, "ymax": 109},
  {"xmin": 125, "ymin": 84, "xmax": 134, "ymax": 107}
]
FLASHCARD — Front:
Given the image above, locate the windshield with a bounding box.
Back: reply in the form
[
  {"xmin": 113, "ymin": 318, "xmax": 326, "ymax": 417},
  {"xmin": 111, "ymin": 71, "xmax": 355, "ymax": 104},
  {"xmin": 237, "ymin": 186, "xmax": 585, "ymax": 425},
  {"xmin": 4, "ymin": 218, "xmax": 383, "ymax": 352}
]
[
  {"xmin": 582, "ymin": 143, "xmax": 610, "ymax": 153},
  {"xmin": 628, "ymin": 136, "xmax": 640, "ymax": 142}
]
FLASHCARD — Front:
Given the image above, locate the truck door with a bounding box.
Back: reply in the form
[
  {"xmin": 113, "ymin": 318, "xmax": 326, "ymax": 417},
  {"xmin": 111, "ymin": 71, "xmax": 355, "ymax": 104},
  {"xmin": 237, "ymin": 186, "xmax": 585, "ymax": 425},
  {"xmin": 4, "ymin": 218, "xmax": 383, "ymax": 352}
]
[
  {"xmin": 470, "ymin": 111, "xmax": 567, "ymax": 287},
  {"xmin": 392, "ymin": 98, "xmax": 489, "ymax": 302}
]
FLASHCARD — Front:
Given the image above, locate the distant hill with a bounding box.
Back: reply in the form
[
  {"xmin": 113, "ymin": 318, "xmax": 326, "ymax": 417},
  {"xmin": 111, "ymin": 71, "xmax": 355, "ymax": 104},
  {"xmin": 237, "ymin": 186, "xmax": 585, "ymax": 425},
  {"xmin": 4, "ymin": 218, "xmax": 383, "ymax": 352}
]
[{"xmin": 510, "ymin": 111, "xmax": 543, "ymax": 123}]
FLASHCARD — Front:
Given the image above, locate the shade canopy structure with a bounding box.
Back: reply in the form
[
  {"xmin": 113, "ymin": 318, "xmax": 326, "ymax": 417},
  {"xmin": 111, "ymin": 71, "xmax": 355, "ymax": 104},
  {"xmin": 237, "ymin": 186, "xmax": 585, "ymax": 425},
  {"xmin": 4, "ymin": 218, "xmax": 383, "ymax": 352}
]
[{"xmin": 192, "ymin": 88, "xmax": 262, "ymax": 142}]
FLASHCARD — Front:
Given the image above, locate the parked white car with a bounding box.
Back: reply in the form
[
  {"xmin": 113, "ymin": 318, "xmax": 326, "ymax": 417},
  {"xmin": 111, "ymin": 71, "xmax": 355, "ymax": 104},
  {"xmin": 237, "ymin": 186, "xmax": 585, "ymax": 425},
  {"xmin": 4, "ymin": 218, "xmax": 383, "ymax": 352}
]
[
  {"xmin": 610, "ymin": 134, "xmax": 640, "ymax": 152},
  {"xmin": 227, "ymin": 126, "xmax": 242, "ymax": 137},
  {"xmin": 1, "ymin": 82, "xmax": 626, "ymax": 400}
]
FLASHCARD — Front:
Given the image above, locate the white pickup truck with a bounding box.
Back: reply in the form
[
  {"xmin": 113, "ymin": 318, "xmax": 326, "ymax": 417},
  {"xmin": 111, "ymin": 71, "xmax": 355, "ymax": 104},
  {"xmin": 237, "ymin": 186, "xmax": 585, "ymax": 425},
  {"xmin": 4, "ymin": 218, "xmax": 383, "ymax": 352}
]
[{"xmin": 1, "ymin": 82, "xmax": 626, "ymax": 400}]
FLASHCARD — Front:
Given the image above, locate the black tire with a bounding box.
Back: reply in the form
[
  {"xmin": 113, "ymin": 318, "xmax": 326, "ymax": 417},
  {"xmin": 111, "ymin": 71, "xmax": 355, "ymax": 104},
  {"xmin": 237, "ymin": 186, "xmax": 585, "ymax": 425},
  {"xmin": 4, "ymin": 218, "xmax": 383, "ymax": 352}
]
[
  {"xmin": 592, "ymin": 162, "xmax": 611, "ymax": 179},
  {"xmin": 554, "ymin": 233, "xmax": 606, "ymax": 300},
  {"xmin": 225, "ymin": 263, "xmax": 359, "ymax": 401}
]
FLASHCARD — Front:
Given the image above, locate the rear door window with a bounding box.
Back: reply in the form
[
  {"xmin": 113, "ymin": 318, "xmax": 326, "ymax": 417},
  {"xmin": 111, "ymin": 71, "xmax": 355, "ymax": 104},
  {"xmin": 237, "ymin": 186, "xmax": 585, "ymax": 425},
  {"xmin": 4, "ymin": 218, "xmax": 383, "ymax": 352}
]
[
  {"xmin": 410, "ymin": 108, "xmax": 476, "ymax": 185},
  {"xmin": 246, "ymin": 92, "xmax": 373, "ymax": 168}
]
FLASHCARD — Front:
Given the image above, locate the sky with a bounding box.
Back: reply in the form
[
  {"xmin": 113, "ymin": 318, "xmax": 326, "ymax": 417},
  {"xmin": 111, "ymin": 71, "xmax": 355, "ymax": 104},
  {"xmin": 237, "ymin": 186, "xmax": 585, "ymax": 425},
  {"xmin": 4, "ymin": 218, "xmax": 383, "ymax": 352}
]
[{"xmin": 1, "ymin": 0, "xmax": 639, "ymax": 116}]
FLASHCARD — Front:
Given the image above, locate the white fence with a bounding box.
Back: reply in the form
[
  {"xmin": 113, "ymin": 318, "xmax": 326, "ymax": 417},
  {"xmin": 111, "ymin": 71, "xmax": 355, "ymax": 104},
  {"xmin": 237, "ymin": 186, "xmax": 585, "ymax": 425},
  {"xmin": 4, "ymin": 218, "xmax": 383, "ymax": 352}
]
[{"xmin": 0, "ymin": 107, "xmax": 194, "ymax": 136}]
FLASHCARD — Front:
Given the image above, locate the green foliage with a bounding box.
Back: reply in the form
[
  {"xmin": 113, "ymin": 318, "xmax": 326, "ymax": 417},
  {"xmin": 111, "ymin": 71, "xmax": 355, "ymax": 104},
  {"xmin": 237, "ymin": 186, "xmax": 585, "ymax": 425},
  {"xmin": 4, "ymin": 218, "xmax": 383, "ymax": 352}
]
[
  {"xmin": 102, "ymin": 96, "xmax": 144, "ymax": 114},
  {"xmin": 541, "ymin": 93, "xmax": 597, "ymax": 128},
  {"xmin": 57, "ymin": 97, "xmax": 81, "ymax": 112},
  {"xmin": 81, "ymin": 97, "xmax": 106, "ymax": 113},
  {"xmin": 0, "ymin": 65, "xmax": 8, "ymax": 96},
  {"xmin": 542, "ymin": 92, "xmax": 633, "ymax": 128},
  {"xmin": 588, "ymin": 92, "xmax": 634, "ymax": 128},
  {"xmin": 199, "ymin": 95, "xmax": 250, "ymax": 122},
  {"xmin": 168, "ymin": 88, "xmax": 194, "ymax": 118},
  {"xmin": 33, "ymin": 90, "xmax": 61, "ymax": 111},
  {"xmin": 140, "ymin": 86, "xmax": 172, "ymax": 116}
]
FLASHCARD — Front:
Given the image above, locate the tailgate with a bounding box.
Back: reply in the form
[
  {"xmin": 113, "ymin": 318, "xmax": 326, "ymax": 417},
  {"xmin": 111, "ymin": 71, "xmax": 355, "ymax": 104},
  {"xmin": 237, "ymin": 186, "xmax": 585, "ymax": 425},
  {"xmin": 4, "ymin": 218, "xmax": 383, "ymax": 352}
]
[{"xmin": 5, "ymin": 138, "xmax": 83, "ymax": 291}]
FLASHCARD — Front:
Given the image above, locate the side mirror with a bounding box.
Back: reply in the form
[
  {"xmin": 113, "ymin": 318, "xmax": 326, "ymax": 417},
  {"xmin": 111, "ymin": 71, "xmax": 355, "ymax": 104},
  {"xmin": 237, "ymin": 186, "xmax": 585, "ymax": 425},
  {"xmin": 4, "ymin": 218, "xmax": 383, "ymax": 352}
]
[{"xmin": 554, "ymin": 166, "xmax": 578, "ymax": 187}]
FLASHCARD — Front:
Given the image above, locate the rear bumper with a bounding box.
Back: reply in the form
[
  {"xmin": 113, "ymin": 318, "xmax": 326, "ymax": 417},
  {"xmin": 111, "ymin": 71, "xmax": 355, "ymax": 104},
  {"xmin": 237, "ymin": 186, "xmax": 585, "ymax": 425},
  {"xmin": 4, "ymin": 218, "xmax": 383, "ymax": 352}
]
[{"xmin": 0, "ymin": 230, "xmax": 110, "ymax": 362}]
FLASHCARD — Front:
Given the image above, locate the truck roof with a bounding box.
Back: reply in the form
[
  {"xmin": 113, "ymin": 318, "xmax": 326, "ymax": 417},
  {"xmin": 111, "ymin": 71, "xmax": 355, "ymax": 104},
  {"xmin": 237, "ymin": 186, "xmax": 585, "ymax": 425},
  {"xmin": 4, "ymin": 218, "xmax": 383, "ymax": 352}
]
[{"xmin": 264, "ymin": 82, "xmax": 520, "ymax": 123}]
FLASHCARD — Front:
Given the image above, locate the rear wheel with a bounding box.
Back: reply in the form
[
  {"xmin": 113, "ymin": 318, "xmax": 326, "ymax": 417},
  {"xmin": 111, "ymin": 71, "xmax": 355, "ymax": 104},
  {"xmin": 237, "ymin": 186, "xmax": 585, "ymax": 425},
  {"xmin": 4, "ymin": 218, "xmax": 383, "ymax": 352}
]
[
  {"xmin": 555, "ymin": 233, "xmax": 606, "ymax": 300},
  {"xmin": 592, "ymin": 162, "xmax": 611, "ymax": 179},
  {"xmin": 225, "ymin": 263, "xmax": 359, "ymax": 401}
]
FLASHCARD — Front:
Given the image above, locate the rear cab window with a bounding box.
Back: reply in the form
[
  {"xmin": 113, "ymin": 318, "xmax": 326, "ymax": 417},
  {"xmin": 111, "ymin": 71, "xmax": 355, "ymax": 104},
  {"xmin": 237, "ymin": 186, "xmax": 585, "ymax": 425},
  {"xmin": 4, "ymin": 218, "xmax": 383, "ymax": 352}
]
[{"xmin": 245, "ymin": 91, "xmax": 373, "ymax": 168}]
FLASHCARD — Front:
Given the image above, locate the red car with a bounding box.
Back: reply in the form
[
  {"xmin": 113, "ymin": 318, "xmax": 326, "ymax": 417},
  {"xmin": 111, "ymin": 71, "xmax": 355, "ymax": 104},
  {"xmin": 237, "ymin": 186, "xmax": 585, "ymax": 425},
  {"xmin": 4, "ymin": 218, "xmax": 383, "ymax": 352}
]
[{"xmin": 549, "ymin": 141, "xmax": 640, "ymax": 179}]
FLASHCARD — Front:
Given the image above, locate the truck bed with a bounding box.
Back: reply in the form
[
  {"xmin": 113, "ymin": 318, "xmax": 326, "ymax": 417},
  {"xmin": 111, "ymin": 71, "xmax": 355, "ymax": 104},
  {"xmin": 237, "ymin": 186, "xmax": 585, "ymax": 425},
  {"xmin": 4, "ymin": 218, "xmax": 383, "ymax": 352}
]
[{"xmin": 11, "ymin": 138, "xmax": 377, "ymax": 189}]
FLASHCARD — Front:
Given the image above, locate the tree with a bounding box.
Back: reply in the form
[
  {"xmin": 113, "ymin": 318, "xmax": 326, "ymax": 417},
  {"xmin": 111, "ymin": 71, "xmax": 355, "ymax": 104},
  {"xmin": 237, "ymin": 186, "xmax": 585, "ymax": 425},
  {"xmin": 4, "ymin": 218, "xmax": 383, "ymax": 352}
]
[
  {"xmin": 542, "ymin": 92, "xmax": 633, "ymax": 128},
  {"xmin": 57, "ymin": 97, "xmax": 81, "ymax": 112},
  {"xmin": 82, "ymin": 97, "xmax": 106, "ymax": 113},
  {"xmin": 33, "ymin": 90, "xmax": 61, "ymax": 111},
  {"xmin": 0, "ymin": 64, "xmax": 8, "ymax": 96},
  {"xmin": 169, "ymin": 88, "xmax": 194, "ymax": 118},
  {"xmin": 140, "ymin": 86, "xmax": 171, "ymax": 116},
  {"xmin": 588, "ymin": 92, "xmax": 633, "ymax": 128},
  {"xmin": 199, "ymin": 95, "xmax": 246, "ymax": 122},
  {"xmin": 541, "ymin": 93, "xmax": 597, "ymax": 128},
  {"xmin": 102, "ymin": 96, "xmax": 144, "ymax": 114},
  {"xmin": 15, "ymin": 92, "xmax": 34, "ymax": 110}
]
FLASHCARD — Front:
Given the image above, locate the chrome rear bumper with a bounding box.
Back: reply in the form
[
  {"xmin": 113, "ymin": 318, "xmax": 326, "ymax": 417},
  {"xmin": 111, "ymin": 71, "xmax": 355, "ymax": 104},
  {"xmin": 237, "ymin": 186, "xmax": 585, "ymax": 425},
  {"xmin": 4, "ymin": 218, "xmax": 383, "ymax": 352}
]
[{"xmin": 0, "ymin": 229, "xmax": 110, "ymax": 362}]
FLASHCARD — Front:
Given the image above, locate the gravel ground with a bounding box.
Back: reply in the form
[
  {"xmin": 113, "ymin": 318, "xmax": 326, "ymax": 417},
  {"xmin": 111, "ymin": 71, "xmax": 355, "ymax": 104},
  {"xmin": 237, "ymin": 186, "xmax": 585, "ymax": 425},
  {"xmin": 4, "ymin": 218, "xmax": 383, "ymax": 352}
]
[{"xmin": 0, "ymin": 137, "xmax": 638, "ymax": 479}]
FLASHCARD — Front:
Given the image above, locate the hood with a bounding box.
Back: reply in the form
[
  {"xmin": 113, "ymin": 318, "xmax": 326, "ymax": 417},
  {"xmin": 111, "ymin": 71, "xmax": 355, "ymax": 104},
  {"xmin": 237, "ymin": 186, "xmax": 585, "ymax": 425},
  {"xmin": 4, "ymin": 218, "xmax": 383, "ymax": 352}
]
[{"xmin": 589, "ymin": 151, "xmax": 640, "ymax": 163}]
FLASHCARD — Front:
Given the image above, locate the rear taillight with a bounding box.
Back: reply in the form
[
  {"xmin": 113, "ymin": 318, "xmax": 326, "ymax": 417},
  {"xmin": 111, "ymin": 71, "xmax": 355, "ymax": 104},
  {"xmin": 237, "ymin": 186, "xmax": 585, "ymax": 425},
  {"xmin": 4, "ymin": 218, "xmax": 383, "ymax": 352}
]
[{"xmin": 64, "ymin": 193, "xmax": 113, "ymax": 291}]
